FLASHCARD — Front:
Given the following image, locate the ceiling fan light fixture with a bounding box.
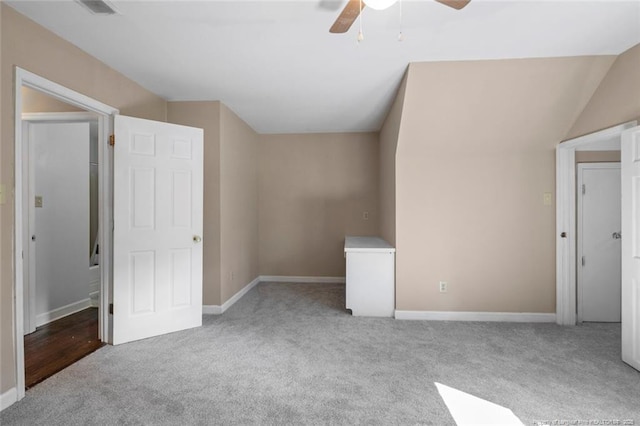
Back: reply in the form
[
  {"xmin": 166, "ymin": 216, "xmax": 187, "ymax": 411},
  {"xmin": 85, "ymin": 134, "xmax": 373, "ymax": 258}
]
[{"xmin": 363, "ymin": 0, "xmax": 399, "ymax": 11}]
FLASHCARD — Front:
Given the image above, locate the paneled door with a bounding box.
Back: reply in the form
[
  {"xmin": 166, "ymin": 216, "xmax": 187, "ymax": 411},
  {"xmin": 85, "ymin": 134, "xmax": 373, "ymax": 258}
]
[
  {"xmin": 113, "ymin": 116, "xmax": 203, "ymax": 345},
  {"xmin": 622, "ymin": 126, "xmax": 640, "ymax": 371},
  {"xmin": 577, "ymin": 163, "xmax": 621, "ymax": 322}
]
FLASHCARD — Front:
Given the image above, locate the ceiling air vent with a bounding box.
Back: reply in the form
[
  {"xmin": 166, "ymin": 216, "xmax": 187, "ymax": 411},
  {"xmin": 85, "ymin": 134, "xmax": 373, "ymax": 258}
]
[{"xmin": 75, "ymin": 0, "xmax": 118, "ymax": 15}]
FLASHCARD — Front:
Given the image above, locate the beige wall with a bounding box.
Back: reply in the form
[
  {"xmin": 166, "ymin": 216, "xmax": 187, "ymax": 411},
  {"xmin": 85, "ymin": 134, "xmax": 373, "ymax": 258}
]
[
  {"xmin": 22, "ymin": 86, "xmax": 82, "ymax": 113},
  {"xmin": 566, "ymin": 43, "xmax": 640, "ymax": 140},
  {"xmin": 379, "ymin": 74, "xmax": 407, "ymax": 246},
  {"xmin": 259, "ymin": 132, "xmax": 379, "ymax": 277},
  {"xmin": 167, "ymin": 101, "xmax": 222, "ymax": 305},
  {"xmin": 395, "ymin": 56, "xmax": 615, "ymax": 313},
  {"xmin": 1, "ymin": 4, "xmax": 167, "ymax": 394},
  {"xmin": 220, "ymin": 104, "xmax": 259, "ymax": 302},
  {"xmin": 168, "ymin": 102, "xmax": 261, "ymax": 306}
]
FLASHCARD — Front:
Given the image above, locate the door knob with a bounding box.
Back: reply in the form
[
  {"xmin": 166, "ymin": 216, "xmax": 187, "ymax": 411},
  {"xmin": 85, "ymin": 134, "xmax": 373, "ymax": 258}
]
[
  {"xmin": 612, "ymin": 232, "xmax": 622, "ymax": 240},
  {"xmin": 193, "ymin": 235, "xmax": 202, "ymax": 243},
  {"xmin": 31, "ymin": 235, "xmax": 36, "ymax": 241}
]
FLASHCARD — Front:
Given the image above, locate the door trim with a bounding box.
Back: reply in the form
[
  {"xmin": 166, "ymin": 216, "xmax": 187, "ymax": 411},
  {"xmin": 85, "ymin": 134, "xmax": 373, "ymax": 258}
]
[
  {"xmin": 13, "ymin": 67, "xmax": 119, "ymax": 401},
  {"xmin": 576, "ymin": 162, "xmax": 621, "ymax": 323},
  {"xmin": 556, "ymin": 121, "xmax": 636, "ymax": 326}
]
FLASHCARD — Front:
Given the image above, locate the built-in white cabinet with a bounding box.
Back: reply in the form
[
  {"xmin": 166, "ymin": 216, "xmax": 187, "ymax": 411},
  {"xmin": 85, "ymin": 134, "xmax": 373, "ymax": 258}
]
[{"xmin": 344, "ymin": 236, "xmax": 395, "ymax": 317}]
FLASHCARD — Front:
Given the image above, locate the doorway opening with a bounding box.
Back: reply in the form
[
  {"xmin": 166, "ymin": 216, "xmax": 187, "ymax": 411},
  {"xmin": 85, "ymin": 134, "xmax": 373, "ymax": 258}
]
[
  {"xmin": 555, "ymin": 120, "xmax": 636, "ymax": 326},
  {"xmin": 13, "ymin": 68, "xmax": 118, "ymax": 400},
  {"xmin": 24, "ymin": 308, "xmax": 103, "ymax": 388},
  {"xmin": 21, "ymin": 104, "xmax": 105, "ymax": 388}
]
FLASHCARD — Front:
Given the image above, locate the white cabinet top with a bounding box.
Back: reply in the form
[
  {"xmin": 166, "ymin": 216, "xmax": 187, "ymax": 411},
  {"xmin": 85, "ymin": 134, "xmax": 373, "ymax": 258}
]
[{"xmin": 344, "ymin": 236, "xmax": 396, "ymax": 253}]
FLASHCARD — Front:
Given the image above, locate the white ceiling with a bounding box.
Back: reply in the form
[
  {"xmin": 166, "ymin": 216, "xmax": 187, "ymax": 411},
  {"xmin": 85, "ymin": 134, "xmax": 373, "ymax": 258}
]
[{"xmin": 7, "ymin": 0, "xmax": 640, "ymax": 133}]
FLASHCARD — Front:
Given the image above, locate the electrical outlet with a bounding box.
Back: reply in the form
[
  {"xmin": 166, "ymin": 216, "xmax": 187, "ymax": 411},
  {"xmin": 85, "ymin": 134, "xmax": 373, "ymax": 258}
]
[
  {"xmin": 439, "ymin": 281, "xmax": 448, "ymax": 293},
  {"xmin": 362, "ymin": 211, "xmax": 369, "ymax": 220}
]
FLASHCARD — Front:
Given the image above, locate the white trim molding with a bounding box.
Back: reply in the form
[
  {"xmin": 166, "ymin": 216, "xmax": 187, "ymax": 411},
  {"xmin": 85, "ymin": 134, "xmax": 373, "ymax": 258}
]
[
  {"xmin": 556, "ymin": 121, "xmax": 636, "ymax": 326},
  {"xmin": 259, "ymin": 275, "xmax": 345, "ymax": 284},
  {"xmin": 22, "ymin": 112, "xmax": 99, "ymax": 123},
  {"xmin": 18, "ymin": 69, "xmax": 117, "ymax": 115},
  {"xmin": 0, "ymin": 388, "xmax": 18, "ymax": 412},
  {"xmin": 14, "ymin": 67, "xmax": 119, "ymax": 402},
  {"xmin": 203, "ymin": 276, "xmax": 261, "ymax": 315},
  {"xmin": 395, "ymin": 311, "xmax": 556, "ymax": 323},
  {"xmin": 202, "ymin": 305, "xmax": 223, "ymax": 315},
  {"xmin": 35, "ymin": 298, "xmax": 93, "ymax": 328}
]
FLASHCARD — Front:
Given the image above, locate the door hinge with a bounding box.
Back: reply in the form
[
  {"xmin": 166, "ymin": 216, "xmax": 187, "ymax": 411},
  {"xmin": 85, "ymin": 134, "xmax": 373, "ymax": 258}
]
[
  {"xmin": 109, "ymin": 135, "xmax": 115, "ymax": 146},
  {"xmin": 109, "ymin": 303, "xmax": 114, "ymax": 314},
  {"xmin": 581, "ymin": 256, "xmax": 585, "ymax": 266},
  {"xmin": 582, "ymin": 184, "xmax": 586, "ymax": 195}
]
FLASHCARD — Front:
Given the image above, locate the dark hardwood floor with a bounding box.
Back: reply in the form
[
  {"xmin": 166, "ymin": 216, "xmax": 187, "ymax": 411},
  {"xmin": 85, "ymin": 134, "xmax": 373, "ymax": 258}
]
[{"xmin": 24, "ymin": 307, "xmax": 105, "ymax": 389}]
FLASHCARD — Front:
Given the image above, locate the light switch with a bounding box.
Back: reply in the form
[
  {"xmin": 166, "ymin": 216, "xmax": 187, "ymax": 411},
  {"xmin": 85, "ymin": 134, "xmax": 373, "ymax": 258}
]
[
  {"xmin": 35, "ymin": 196, "xmax": 43, "ymax": 208},
  {"xmin": 543, "ymin": 192, "xmax": 552, "ymax": 206},
  {"xmin": 0, "ymin": 184, "xmax": 5, "ymax": 205}
]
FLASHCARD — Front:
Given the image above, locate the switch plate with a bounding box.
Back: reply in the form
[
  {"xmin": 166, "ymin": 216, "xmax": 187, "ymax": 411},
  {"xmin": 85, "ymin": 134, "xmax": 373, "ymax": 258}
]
[
  {"xmin": 439, "ymin": 281, "xmax": 448, "ymax": 293},
  {"xmin": 0, "ymin": 184, "xmax": 5, "ymax": 205},
  {"xmin": 543, "ymin": 192, "xmax": 552, "ymax": 206},
  {"xmin": 35, "ymin": 196, "xmax": 43, "ymax": 208},
  {"xmin": 362, "ymin": 211, "xmax": 369, "ymax": 220}
]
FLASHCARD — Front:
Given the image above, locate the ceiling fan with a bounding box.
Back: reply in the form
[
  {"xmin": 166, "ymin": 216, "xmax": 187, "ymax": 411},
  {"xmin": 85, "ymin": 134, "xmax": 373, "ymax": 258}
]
[{"xmin": 329, "ymin": 0, "xmax": 471, "ymax": 33}]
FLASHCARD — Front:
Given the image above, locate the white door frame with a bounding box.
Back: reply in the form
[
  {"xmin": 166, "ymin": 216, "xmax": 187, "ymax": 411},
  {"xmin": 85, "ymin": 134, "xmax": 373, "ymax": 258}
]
[
  {"xmin": 21, "ymin": 112, "xmax": 99, "ymax": 335},
  {"xmin": 576, "ymin": 162, "xmax": 621, "ymax": 323},
  {"xmin": 556, "ymin": 121, "xmax": 636, "ymax": 326},
  {"xmin": 13, "ymin": 67, "xmax": 118, "ymax": 401}
]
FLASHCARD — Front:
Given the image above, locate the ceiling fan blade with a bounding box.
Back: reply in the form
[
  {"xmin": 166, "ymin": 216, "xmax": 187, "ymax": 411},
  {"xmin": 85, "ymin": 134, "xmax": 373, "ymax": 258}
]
[
  {"xmin": 434, "ymin": 0, "xmax": 471, "ymax": 10},
  {"xmin": 329, "ymin": 0, "xmax": 364, "ymax": 33}
]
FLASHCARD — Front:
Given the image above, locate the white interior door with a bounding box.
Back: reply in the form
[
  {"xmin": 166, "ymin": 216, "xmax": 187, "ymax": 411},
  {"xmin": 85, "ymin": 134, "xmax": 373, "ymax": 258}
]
[
  {"xmin": 577, "ymin": 163, "xmax": 621, "ymax": 322},
  {"xmin": 113, "ymin": 115, "xmax": 203, "ymax": 345},
  {"xmin": 621, "ymin": 126, "xmax": 640, "ymax": 371}
]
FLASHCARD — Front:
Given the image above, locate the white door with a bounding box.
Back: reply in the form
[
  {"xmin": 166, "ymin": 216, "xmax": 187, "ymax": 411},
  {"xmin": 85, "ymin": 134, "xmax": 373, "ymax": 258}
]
[
  {"xmin": 577, "ymin": 163, "xmax": 621, "ymax": 322},
  {"xmin": 113, "ymin": 116, "xmax": 203, "ymax": 345},
  {"xmin": 621, "ymin": 126, "xmax": 640, "ymax": 371}
]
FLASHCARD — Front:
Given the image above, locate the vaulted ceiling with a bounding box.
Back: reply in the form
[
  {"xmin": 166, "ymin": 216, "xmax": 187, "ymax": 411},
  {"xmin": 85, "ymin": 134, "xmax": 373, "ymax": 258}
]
[{"xmin": 6, "ymin": 0, "xmax": 640, "ymax": 133}]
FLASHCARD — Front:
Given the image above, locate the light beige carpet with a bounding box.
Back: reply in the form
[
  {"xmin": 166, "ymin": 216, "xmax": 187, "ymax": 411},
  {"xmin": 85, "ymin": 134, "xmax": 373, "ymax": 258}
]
[{"xmin": 2, "ymin": 282, "xmax": 639, "ymax": 425}]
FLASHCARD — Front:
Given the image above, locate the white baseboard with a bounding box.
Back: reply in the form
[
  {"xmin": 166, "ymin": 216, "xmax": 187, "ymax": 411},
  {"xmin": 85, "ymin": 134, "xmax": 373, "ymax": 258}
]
[
  {"xmin": 89, "ymin": 265, "xmax": 100, "ymax": 293},
  {"xmin": 259, "ymin": 275, "xmax": 345, "ymax": 284},
  {"xmin": 36, "ymin": 298, "xmax": 92, "ymax": 327},
  {"xmin": 394, "ymin": 310, "xmax": 556, "ymax": 323},
  {"xmin": 89, "ymin": 282, "xmax": 100, "ymax": 294},
  {"xmin": 203, "ymin": 276, "xmax": 261, "ymax": 315},
  {"xmin": 202, "ymin": 305, "xmax": 223, "ymax": 315},
  {"xmin": 89, "ymin": 291, "xmax": 100, "ymax": 308},
  {"xmin": 0, "ymin": 387, "xmax": 17, "ymax": 412}
]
